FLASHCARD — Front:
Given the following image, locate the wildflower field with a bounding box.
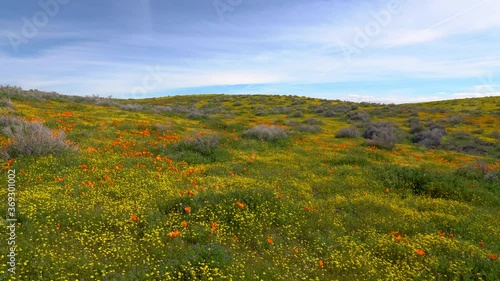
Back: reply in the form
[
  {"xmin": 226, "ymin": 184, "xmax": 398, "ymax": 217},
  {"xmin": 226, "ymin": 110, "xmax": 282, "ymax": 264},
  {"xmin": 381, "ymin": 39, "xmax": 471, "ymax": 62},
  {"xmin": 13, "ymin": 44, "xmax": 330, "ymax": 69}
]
[{"xmin": 0, "ymin": 86, "xmax": 499, "ymax": 280}]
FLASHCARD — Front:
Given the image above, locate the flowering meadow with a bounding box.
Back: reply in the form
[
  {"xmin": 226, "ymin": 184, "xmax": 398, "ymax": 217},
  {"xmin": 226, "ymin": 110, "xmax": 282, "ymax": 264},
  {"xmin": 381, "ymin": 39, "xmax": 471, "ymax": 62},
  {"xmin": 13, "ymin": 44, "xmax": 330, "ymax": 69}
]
[{"xmin": 0, "ymin": 87, "xmax": 499, "ymax": 280}]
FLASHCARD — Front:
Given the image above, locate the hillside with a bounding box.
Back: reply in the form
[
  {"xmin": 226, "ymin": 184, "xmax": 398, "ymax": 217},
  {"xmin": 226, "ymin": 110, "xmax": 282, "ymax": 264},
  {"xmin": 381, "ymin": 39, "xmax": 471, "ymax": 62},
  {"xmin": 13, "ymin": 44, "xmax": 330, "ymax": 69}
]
[{"xmin": 0, "ymin": 86, "xmax": 499, "ymax": 280}]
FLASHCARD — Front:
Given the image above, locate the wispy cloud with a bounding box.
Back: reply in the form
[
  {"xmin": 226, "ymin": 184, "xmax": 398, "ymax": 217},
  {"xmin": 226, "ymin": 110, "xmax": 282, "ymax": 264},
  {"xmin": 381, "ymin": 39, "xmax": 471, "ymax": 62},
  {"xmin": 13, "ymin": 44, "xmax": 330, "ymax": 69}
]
[{"xmin": 0, "ymin": 0, "xmax": 499, "ymax": 103}]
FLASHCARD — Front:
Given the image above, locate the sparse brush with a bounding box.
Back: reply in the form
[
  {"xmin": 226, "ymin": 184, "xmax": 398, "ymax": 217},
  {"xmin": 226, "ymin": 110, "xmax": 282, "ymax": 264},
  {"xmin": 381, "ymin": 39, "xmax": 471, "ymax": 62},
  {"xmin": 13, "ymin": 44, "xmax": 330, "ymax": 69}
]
[
  {"xmin": 303, "ymin": 118, "xmax": 323, "ymax": 125},
  {"xmin": 363, "ymin": 122, "xmax": 400, "ymax": 149},
  {"xmin": 288, "ymin": 110, "xmax": 303, "ymax": 118},
  {"xmin": 335, "ymin": 126, "xmax": 361, "ymax": 138},
  {"xmin": 0, "ymin": 97, "xmax": 16, "ymax": 110},
  {"xmin": 118, "ymin": 103, "xmax": 144, "ymax": 111},
  {"xmin": 176, "ymin": 133, "xmax": 221, "ymax": 156},
  {"xmin": 347, "ymin": 110, "xmax": 370, "ymax": 122},
  {"xmin": 296, "ymin": 125, "xmax": 322, "ymax": 133},
  {"xmin": 412, "ymin": 128, "xmax": 446, "ymax": 148},
  {"xmin": 1, "ymin": 119, "xmax": 74, "ymax": 158},
  {"xmin": 243, "ymin": 125, "xmax": 289, "ymax": 141}
]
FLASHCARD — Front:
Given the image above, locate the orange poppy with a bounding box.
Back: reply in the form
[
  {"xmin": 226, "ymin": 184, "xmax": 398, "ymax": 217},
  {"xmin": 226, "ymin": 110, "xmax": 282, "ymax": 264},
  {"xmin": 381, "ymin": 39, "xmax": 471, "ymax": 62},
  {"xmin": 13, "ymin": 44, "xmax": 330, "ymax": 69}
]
[
  {"xmin": 490, "ymin": 254, "xmax": 498, "ymax": 260},
  {"xmin": 56, "ymin": 223, "xmax": 61, "ymax": 229},
  {"xmin": 437, "ymin": 231, "xmax": 445, "ymax": 237},
  {"xmin": 187, "ymin": 190, "xmax": 195, "ymax": 196},
  {"xmin": 130, "ymin": 214, "xmax": 140, "ymax": 222},
  {"xmin": 390, "ymin": 231, "xmax": 398, "ymax": 236},
  {"xmin": 184, "ymin": 206, "xmax": 191, "ymax": 214},
  {"xmin": 305, "ymin": 206, "xmax": 311, "ymax": 212},
  {"xmin": 416, "ymin": 248, "xmax": 425, "ymax": 256},
  {"xmin": 384, "ymin": 188, "xmax": 389, "ymax": 194},
  {"xmin": 449, "ymin": 233, "xmax": 454, "ymax": 239},
  {"xmin": 318, "ymin": 260, "xmax": 324, "ymax": 267},
  {"xmin": 233, "ymin": 237, "xmax": 239, "ymax": 242},
  {"xmin": 277, "ymin": 194, "xmax": 283, "ymax": 199},
  {"xmin": 236, "ymin": 201, "xmax": 245, "ymax": 209},
  {"xmin": 294, "ymin": 247, "xmax": 299, "ymax": 253},
  {"xmin": 168, "ymin": 231, "xmax": 181, "ymax": 238},
  {"xmin": 211, "ymin": 222, "xmax": 217, "ymax": 231},
  {"xmin": 395, "ymin": 235, "xmax": 402, "ymax": 243},
  {"xmin": 267, "ymin": 237, "xmax": 273, "ymax": 244},
  {"xmin": 182, "ymin": 221, "xmax": 188, "ymax": 228},
  {"xmin": 479, "ymin": 241, "xmax": 485, "ymax": 247}
]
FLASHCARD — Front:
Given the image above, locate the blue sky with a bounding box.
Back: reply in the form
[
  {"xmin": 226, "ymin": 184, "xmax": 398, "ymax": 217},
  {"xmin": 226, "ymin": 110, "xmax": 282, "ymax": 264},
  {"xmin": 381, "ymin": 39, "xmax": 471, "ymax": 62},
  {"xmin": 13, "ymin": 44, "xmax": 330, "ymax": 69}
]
[{"xmin": 1, "ymin": 0, "xmax": 499, "ymax": 103}]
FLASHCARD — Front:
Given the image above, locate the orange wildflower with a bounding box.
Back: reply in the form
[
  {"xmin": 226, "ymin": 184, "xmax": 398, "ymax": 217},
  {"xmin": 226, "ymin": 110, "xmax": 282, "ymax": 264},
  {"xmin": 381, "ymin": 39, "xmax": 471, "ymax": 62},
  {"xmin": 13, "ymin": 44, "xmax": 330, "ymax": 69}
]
[
  {"xmin": 211, "ymin": 222, "xmax": 217, "ymax": 231},
  {"xmin": 384, "ymin": 188, "xmax": 390, "ymax": 194},
  {"xmin": 395, "ymin": 235, "xmax": 402, "ymax": 243},
  {"xmin": 187, "ymin": 190, "xmax": 195, "ymax": 196},
  {"xmin": 267, "ymin": 237, "xmax": 273, "ymax": 244},
  {"xmin": 236, "ymin": 201, "xmax": 245, "ymax": 209},
  {"xmin": 169, "ymin": 231, "xmax": 181, "ymax": 238},
  {"xmin": 416, "ymin": 248, "xmax": 425, "ymax": 256},
  {"xmin": 390, "ymin": 231, "xmax": 399, "ymax": 236},
  {"xmin": 294, "ymin": 247, "xmax": 299, "ymax": 253},
  {"xmin": 184, "ymin": 206, "xmax": 191, "ymax": 214},
  {"xmin": 449, "ymin": 233, "xmax": 454, "ymax": 239},
  {"xmin": 479, "ymin": 241, "xmax": 485, "ymax": 247},
  {"xmin": 305, "ymin": 206, "xmax": 311, "ymax": 212},
  {"xmin": 130, "ymin": 214, "xmax": 140, "ymax": 222},
  {"xmin": 490, "ymin": 254, "xmax": 498, "ymax": 260},
  {"xmin": 318, "ymin": 260, "xmax": 324, "ymax": 267},
  {"xmin": 277, "ymin": 194, "xmax": 283, "ymax": 199},
  {"xmin": 437, "ymin": 231, "xmax": 445, "ymax": 237},
  {"xmin": 182, "ymin": 221, "xmax": 188, "ymax": 228},
  {"xmin": 56, "ymin": 223, "xmax": 61, "ymax": 229},
  {"xmin": 233, "ymin": 236, "xmax": 239, "ymax": 242}
]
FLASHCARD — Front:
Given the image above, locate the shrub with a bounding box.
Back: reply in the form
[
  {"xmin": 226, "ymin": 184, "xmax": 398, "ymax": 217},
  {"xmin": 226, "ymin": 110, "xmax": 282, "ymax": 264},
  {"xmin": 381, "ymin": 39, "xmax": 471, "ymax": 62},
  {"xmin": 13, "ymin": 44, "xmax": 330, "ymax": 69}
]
[
  {"xmin": 0, "ymin": 115, "xmax": 22, "ymax": 128},
  {"xmin": 118, "ymin": 103, "xmax": 144, "ymax": 111},
  {"xmin": 335, "ymin": 126, "xmax": 361, "ymax": 138},
  {"xmin": 291, "ymin": 99, "xmax": 306, "ymax": 105},
  {"xmin": 0, "ymin": 97, "xmax": 16, "ymax": 110},
  {"xmin": 243, "ymin": 125, "xmax": 288, "ymax": 142},
  {"xmin": 295, "ymin": 125, "xmax": 322, "ymax": 133},
  {"xmin": 93, "ymin": 98, "xmax": 118, "ymax": 107},
  {"xmin": 271, "ymin": 106, "xmax": 292, "ymax": 114},
  {"xmin": 362, "ymin": 122, "xmax": 399, "ymax": 149},
  {"xmin": 323, "ymin": 110, "xmax": 337, "ymax": 117},
  {"xmin": 446, "ymin": 115, "xmax": 463, "ymax": 125},
  {"xmin": 166, "ymin": 133, "xmax": 230, "ymax": 164},
  {"xmin": 153, "ymin": 123, "xmax": 173, "ymax": 132},
  {"xmin": 333, "ymin": 104, "xmax": 353, "ymax": 113},
  {"xmin": 412, "ymin": 128, "xmax": 446, "ymax": 148},
  {"xmin": 303, "ymin": 118, "xmax": 323, "ymax": 125},
  {"xmin": 408, "ymin": 118, "xmax": 423, "ymax": 134},
  {"xmin": 288, "ymin": 111, "xmax": 303, "ymax": 118},
  {"xmin": 187, "ymin": 111, "xmax": 207, "ymax": 120},
  {"xmin": 199, "ymin": 104, "xmax": 225, "ymax": 115},
  {"xmin": 175, "ymin": 133, "xmax": 221, "ymax": 156},
  {"xmin": 347, "ymin": 110, "xmax": 370, "ymax": 122},
  {"xmin": 151, "ymin": 105, "xmax": 174, "ymax": 114},
  {"xmin": 1, "ymin": 118, "xmax": 74, "ymax": 158}
]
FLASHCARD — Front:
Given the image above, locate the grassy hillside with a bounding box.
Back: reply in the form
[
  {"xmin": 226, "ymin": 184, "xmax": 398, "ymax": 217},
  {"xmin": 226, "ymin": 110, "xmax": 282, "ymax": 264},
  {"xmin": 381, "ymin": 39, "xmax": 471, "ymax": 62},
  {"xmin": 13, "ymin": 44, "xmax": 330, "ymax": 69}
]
[{"xmin": 0, "ymin": 86, "xmax": 499, "ymax": 280}]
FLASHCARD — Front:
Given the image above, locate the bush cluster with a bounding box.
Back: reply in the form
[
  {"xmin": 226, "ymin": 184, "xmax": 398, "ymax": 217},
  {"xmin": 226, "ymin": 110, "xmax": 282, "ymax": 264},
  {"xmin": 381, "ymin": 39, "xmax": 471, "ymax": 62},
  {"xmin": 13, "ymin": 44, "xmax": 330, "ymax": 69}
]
[
  {"xmin": 243, "ymin": 125, "xmax": 289, "ymax": 142},
  {"xmin": 362, "ymin": 122, "xmax": 399, "ymax": 149},
  {"xmin": 0, "ymin": 115, "xmax": 74, "ymax": 159},
  {"xmin": 335, "ymin": 126, "xmax": 361, "ymax": 138}
]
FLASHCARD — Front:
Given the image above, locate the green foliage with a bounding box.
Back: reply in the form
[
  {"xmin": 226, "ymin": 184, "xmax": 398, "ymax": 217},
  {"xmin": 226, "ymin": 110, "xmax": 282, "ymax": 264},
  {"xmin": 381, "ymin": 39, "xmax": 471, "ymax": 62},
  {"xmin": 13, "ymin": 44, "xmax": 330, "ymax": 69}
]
[{"xmin": 1, "ymin": 88, "xmax": 499, "ymax": 280}]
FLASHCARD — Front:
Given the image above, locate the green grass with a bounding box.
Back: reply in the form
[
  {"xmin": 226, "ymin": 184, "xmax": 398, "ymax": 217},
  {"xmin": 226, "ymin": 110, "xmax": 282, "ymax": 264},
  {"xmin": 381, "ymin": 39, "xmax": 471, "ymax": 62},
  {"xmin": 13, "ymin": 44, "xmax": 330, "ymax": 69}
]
[{"xmin": 0, "ymin": 87, "xmax": 499, "ymax": 280}]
